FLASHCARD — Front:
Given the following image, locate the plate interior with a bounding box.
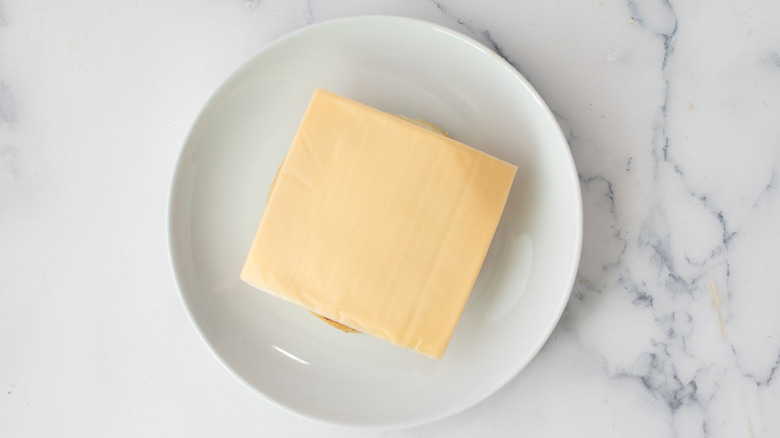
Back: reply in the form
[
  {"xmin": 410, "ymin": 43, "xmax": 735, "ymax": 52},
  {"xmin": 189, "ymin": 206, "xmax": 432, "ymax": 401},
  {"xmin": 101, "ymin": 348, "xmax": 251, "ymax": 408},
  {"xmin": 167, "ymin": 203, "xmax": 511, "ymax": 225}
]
[{"xmin": 168, "ymin": 16, "xmax": 582, "ymax": 428}]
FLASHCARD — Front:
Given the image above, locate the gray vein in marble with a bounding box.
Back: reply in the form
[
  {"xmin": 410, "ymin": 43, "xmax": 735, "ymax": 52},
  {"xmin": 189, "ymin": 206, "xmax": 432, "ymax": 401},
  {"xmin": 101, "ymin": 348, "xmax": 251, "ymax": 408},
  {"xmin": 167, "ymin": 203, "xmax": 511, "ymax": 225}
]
[
  {"xmin": 747, "ymin": 351, "xmax": 780, "ymax": 387},
  {"xmin": 626, "ymin": 95, "xmax": 776, "ymax": 438},
  {"xmin": 580, "ymin": 175, "xmax": 631, "ymax": 278},
  {"xmin": 429, "ymin": 1, "xmax": 470, "ymax": 29},
  {"xmin": 582, "ymin": 175, "xmax": 617, "ymax": 216},
  {"xmin": 305, "ymin": 0, "xmax": 313, "ymax": 24},
  {"xmin": 552, "ymin": 109, "xmax": 573, "ymax": 142},
  {"xmin": 635, "ymin": 350, "xmax": 699, "ymax": 412},
  {"xmin": 752, "ymin": 168, "xmax": 777, "ymax": 208},
  {"xmin": 611, "ymin": 334, "xmax": 711, "ymax": 433},
  {"xmin": 626, "ymin": 0, "xmax": 678, "ymax": 37},
  {"xmin": 624, "ymin": 278, "xmax": 654, "ymax": 308},
  {"xmin": 566, "ymin": 17, "xmax": 747, "ymax": 415},
  {"xmin": 626, "ymin": 1, "xmax": 643, "ymax": 26},
  {"xmin": 634, "ymin": 0, "xmax": 740, "ymax": 299},
  {"xmin": 659, "ymin": 7, "xmax": 678, "ymax": 69},
  {"xmin": 765, "ymin": 51, "xmax": 780, "ymax": 67},
  {"xmin": 649, "ymin": 153, "xmax": 777, "ymax": 303},
  {"xmin": 567, "ymin": 2, "xmax": 780, "ymax": 430},
  {"xmin": 636, "ymin": 0, "xmax": 677, "ymax": 180},
  {"xmin": 640, "ymin": 212, "xmax": 719, "ymax": 298},
  {"xmin": 635, "ymin": 0, "xmax": 770, "ymax": 284},
  {"xmin": 764, "ymin": 354, "xmax": 780, "ymax": 386},
  {"xmin": 570, "ymin": 172, "xmax": 628, "ymax": 305},
  {"xmin": 428, "ymin": 0, "xmax": 526, "ymax": 77},
  {"xmin": 479, "ymin": 29, "xmax": 523, "ymax": 72}
]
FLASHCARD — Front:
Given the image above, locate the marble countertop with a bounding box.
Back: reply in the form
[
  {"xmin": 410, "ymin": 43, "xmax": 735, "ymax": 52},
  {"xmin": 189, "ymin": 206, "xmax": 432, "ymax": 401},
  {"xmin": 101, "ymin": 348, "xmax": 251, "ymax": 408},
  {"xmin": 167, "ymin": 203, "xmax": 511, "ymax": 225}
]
[{"xmin": 2, "ymin": 1, "xmax": 778, "ymax": 436}]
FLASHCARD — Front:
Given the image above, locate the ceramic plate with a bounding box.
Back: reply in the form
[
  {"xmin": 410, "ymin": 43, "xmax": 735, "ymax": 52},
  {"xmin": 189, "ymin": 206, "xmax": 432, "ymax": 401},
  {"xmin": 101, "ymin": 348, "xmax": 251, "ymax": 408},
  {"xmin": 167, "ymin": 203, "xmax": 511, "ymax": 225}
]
[{"xmin": 168, "ymin": 16, "xmax": 582, "ymax": 429}]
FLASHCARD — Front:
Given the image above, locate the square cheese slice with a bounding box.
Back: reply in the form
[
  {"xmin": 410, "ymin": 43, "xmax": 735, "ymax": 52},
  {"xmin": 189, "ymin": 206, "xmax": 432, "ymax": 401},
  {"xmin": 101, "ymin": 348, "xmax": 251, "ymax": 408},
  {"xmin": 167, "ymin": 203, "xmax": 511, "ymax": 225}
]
[{"xmin": 241, "ymin": 88, "xmax": 517, "ymax": 359}]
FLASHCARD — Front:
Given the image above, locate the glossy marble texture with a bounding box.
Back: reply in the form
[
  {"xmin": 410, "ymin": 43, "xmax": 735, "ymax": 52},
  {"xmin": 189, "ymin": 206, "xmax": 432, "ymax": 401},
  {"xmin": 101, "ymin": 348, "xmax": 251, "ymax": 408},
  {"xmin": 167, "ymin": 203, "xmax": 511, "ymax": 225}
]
[{"xmin": 1, "ymin": 1, "xmax": 778, "ymax": 437}]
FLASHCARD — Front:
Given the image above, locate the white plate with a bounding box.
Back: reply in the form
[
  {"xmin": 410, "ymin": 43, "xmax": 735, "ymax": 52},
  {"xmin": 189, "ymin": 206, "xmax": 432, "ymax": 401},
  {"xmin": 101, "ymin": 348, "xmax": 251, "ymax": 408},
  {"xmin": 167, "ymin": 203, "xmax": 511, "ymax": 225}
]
[{"xmin": 168, "ymin": 16, "xmax": 582, "ymax": 429}]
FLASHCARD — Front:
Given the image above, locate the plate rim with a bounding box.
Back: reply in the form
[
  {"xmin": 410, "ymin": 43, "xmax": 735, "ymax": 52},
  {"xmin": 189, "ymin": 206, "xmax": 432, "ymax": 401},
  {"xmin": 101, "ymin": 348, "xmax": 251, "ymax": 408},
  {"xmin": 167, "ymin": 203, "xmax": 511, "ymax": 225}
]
[{"xmin": 166, "ymin": 15, "xmax": 583, "ymax": 429}]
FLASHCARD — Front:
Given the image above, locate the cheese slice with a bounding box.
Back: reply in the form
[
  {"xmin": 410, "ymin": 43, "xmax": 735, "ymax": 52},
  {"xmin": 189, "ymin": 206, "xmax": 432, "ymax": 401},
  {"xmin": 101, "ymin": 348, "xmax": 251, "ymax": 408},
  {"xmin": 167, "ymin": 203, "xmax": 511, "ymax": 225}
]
[{"xmin": 240, "ymin": 88, "xmax": 517, "ymax": 359}]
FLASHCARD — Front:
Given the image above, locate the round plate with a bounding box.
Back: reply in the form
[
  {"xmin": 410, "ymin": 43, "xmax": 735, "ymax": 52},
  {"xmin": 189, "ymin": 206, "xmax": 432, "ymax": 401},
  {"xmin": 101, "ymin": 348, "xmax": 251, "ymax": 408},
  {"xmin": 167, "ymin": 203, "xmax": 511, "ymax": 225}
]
[{"xmin": 168, "ymin": 16, "xmax": 581, "ymax": 429}]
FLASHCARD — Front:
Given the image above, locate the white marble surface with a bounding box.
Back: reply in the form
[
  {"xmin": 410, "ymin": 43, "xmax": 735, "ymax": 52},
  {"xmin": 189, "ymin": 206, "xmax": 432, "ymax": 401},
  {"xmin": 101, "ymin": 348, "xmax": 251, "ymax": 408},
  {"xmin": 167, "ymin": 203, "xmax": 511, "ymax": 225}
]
[{"xmin": 1, "ymin": 1, "xmax": 778, "ymax": 436}]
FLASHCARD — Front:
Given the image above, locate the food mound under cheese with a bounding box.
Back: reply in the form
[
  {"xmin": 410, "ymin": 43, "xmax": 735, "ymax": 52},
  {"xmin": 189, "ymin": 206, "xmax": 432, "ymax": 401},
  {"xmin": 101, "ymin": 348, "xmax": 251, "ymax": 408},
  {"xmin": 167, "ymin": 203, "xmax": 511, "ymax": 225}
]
[{"xmin": 240, "ymin": 88, "xmax": 517, "ymax": 359}]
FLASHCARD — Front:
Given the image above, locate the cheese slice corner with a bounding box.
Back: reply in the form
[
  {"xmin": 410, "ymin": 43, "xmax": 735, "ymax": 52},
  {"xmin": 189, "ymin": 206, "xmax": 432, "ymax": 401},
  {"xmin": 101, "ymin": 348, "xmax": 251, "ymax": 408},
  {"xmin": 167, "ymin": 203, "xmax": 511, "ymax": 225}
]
[{"xmin": 240, "ymin": 88, "xmax": 517, "ymax": 359}]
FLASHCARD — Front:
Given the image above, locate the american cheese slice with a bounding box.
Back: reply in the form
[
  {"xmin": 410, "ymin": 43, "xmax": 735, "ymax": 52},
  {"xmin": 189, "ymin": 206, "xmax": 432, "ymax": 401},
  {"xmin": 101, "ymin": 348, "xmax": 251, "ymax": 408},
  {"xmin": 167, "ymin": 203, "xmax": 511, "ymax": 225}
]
[{"xmin": 240, "ymin": 88, "xmax": 517, "ymax": 359}]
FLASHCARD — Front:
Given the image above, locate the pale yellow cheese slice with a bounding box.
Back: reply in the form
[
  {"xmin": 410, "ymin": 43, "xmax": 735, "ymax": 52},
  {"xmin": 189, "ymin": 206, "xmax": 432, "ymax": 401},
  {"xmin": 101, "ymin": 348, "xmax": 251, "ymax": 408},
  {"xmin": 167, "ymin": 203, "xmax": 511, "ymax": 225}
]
[
  {"xmin": 266, "ymin": 117, "xmax": 451, "ymax": 334},
  {"xmin": 241, "ymin": 88, "xmax": 517, "ymax": 359}
]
